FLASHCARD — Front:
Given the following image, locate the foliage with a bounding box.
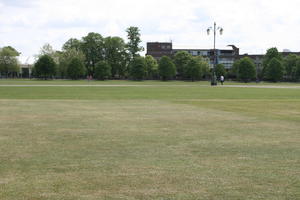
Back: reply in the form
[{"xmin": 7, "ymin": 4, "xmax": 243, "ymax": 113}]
[
  {"xmin": 67, "ymin": 57, "xmax": 85, "ymax": 80},
  {"xmin": 262, "ymin": 48, "xmax": 282, "ymax": 80},
  {"xmin": 158, "ymin": 56, "xmax": 176, "ymax": 81},
  {"xmin": 81, "ymin": 32, "xmax": 105, "ymax": 76},
  {"xmin": 104, "ymin": 36, "xmax": 127, "ymax": 78},
  {"xmin": 184, "ymin": 57, "xmax": 202, "ymax": 81},
  {"xmin": 62, "ymin": 38, "xmax": 82, "ymax": 51},
  {"xmin": 0, "ymin": 46, "xmax": 20, "ymax": 76},
  {"xmin": 215, "ymin": 64, "xmax": 226, "ymax": 79},
  {"xmin": 266, "ymin": 58, "xmax": 284, "ymax": 82},
  {"xmin": 94, "ymin": 61, "xmax": 111, "ymax": 80},
  {"xmin": 237, "ymin": 57, "xmax": 256, "ymax": 82},
  {"xmin": 129, "ymin": 57, "xmax": 147, "ymax": 80},
  {"xmin": 34, "ymin": 55, "xmax": 56, "ymax": 79},
  {"xmin": 292, "ymin": 58, "xmax": 300, "ymax": 81},
  {"xmin": 283, "ymin": 54, "xmax": 299, "ymax": 81},
  {"xmin": 126, "ymin": 26, "xmax": 144, "ymax": 60},
  {"xmin": 173, "ymin": 51, "xmax": 192, "ymax": 78},
  {"xmin": 58, "ymin": 49, "xmax": 85, "ymax": 78},
  {"xmin": 145, "ymin": 55, "xmax": 158, "ymax": 79}
]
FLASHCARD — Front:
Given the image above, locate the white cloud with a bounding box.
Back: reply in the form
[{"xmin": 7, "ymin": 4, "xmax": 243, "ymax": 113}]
[{"xmin": 0, "ymin": 0, "xmax": 300, "ymax": 63}]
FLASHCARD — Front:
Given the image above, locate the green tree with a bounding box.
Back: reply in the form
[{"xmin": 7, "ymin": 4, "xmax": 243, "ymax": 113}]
[
  {"xmin": 0, "ymin": 46, "xmax": 20, "ymax": 77},
  {"xmin": 67, "ymin": 57, "xmax": 85, "ymax": 80},
  {"xmin": 34, "ymin": 55, "xmax": 56, "ymax": 79},
  {"xmin": 104, "ymin": 36, "xmax": 127, "ymax": 78},
  {"xmin": 158, "ymin": 56, "xmax": 176, "ymax": 81},
  {"xmin": 62, "ymin": 38, "xmax": 82, "ymax": 51},
  {"xmin": 215, "ymin": 64, "xmax": 226, "ymax": 79},
  {"xmin": 262, "ymin": 47, "xmax": 282, "ymax": 80},
  {"xmin": 196, "ymin": 56, "xmax": 210, "ymax": 79},
  {"xmin": 94, "ymin": 61, "xmax": 111, "ymax": 80},
  {"xmin": 229, "ymin": 59, "xmax": 240, "ymax": 79},
  {"xmin": 145, "ymin": 55, "xmax": 158, "ymax": 79},
  {"xmin": 173, "ymin": 51, "xmax": 192, "ymax": 78},
  {"xmin": 129, "ymin": 57, "xmax": 146, "ymax": 80},
  {"xmin": 237, "ymin": 57, "xmax": 256, "ymax": 82},
  {"xmin": 266, "ymin": 58, "xmax": 284, "ymax": 82},
  {"xmin": 126, "ymin": 26, "xmax": 144, "ymax": 60},
  {"xmin": 283, "ymin": 54, "xmax": 298, "ymax": 81},
  {"xmin": 58, "ymin": 49, "xmax": 85, "ymax": 79},
  {"xmin": 81, "ymin": 32, "xmax": 105, "ymax": 76},
  {"xmin": 185, "ymin": 57, "xmax": 202, "ymax": 81},
  {"xmin": 292, "ymin": 58, "xmax": 300, "ymax": 81}
]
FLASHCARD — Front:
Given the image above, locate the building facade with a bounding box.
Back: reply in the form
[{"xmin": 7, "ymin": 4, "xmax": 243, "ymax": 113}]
[{"xmin": 146, "ymin": 42, "xmax": 240, "ymax": 69}]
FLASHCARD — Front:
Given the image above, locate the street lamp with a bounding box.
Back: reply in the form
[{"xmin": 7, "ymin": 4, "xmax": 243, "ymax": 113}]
[{"xmin": 207, "ymin": 22, "xmax": 223, "ymax": 86}]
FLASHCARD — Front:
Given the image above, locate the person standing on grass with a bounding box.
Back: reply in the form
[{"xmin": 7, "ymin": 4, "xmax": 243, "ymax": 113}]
[{"xmin": 220, "ymin": 75, "xmax": 224, "ymax": 85}]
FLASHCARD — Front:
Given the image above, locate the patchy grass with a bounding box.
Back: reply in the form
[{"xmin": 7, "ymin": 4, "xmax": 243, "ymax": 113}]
[{"xmin": 0, "ymin": 81, "xmax": 299, "ymax": 199}]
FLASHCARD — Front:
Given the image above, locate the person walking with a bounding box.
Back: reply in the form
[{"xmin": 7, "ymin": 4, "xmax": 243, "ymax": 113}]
[{"xmin": 220, "ymin": 75, "xmax": 224, "ymax": 85}]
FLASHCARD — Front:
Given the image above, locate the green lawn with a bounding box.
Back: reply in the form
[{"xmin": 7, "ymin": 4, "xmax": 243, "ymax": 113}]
[{"xmin": 0, "ymin": 80, "xmax": 299, "ymax": 199}]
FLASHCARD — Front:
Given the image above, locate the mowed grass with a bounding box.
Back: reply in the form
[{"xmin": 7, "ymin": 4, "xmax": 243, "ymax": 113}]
[{"xmin": 0, "ymin": 81, "xmax": 299, "ymax": 200}]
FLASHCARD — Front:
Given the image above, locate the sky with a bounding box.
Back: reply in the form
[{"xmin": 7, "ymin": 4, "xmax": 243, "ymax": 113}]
[{"xmin": 1, "ymin": 0, "xmax": 300, "ymax": 63}]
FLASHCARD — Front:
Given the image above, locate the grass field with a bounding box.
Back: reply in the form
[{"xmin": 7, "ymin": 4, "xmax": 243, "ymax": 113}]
[{"xmin": 0, "ymin": 80, "xmax": 299, "ymax": 200}]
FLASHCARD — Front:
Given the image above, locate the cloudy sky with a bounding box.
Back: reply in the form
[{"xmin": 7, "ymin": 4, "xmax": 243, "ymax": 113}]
[{"xmin": 1, "ymin": 0, "xmax": 300, "ymax": 63}]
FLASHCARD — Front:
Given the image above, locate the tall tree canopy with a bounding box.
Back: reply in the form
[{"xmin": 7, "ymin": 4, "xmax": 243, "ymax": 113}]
[
  {"xmin": 81, "ymin": 32, "xmax": 105, "ymax": 76},
  {"xmin": 104, "ymin": 36, "xmax": 127, "ymax": 78},
  {"xmin": 126, "ymin": 26, "xmax": 144, "ymax": 60},
  {"xmin": 0, "ymin": 46, "xmax": 20, "ymax": 77}
]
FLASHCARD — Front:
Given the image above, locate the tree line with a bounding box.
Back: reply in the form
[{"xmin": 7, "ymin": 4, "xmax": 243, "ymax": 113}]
[
  {"xmin": 224, "ymin": 47, "xmax": 300, "ymax": 82},
  {"xmin": 31, "ymin": 26, "xmax": 210, "ymax": 81},
  {"xmin": 1, "ymin": 27, "xmax": 300, "ymax": 82}
]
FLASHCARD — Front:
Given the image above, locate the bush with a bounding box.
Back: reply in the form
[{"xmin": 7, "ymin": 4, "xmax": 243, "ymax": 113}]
[
  {"xmin": 94, "ymin": 61, "xmax": 111, "ymax": 80},
  {"xmin": 158, "ymin": 56, "xmax": 176, "ymax": 81}
]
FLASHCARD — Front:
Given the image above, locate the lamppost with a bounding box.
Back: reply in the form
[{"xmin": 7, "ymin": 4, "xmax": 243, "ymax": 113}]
[{"xmin": 207, "ymin": 22, "xmax": 223, "ymax": 86}]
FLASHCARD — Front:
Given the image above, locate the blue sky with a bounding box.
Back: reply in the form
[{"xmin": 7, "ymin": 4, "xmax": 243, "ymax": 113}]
[{"xmin": 1, "ymin": 0, "xmax": 300, "ymax": 63}]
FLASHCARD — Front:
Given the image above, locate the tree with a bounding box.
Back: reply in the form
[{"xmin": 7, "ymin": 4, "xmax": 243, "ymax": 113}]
[
  {"xmin": 81, "ymin": 32, "xmax": 105, "ymax": 76},
  {"xmin": 58, "ymin": 49, "xmax": 85, "ymax": 78},
  {"xmin": 185, "ymin": 57, "xmax": 202, "ymax": 81},
  {"xmin": 283, "ymin": 54, "xmax": 298, "ymax": 81},
  {"xmin": 292, "ymin": 58, "xmax": 300, "ymax": 81},
  {"xmin": 266, "ymin": 58, "xmax": 284, "ymax": 82},
  {"xmin": 229, "ymin": 59, "xmax": 240, "ymax": 79},
  {"xmin": 62, "ymin": 38, "xmax": 82, "ymax": 51},
  {"xmin": 215, "ymin": 64, "xmax": 226, "ymax": 80},
  {"xmin": 67, "ymin": 57, "xmax": 85, "ymax": 80},
  {"xmin": 145, "ymin": 55, "xmax": 158, "ymax": 79},
  {"xmin": 94, "ymin": 61, "xmax": 111, "ymax": 80},
  {"xmin": 129, "ymin": 57, "xmax": 146, "ymax": 80},
  {"xmin": 158, "ymin": 56, "xmax": 176, "ymax": 81},
  {"xmin": 34, "ymin": 55, "xmax": 56, "ymax": 79},
  {"xmin": 126, "ymin": 26, "xmax": 144, "ymax": 60},
  {"xmin": 38, "ymin": 43, "xmax": 61, "ymax": 66},
  {"xmin": 104, "ymin": 36, "xmax": 127, "ymax": 78},
  {"xmin": 0, "ymin": 46, "xmax": 20, "ymax": 77},
  {"xmin": 196, "ymin": 56, "xmax": 210, "ymax": 79},
  {"xmin": 262, "ymin": 47, "xmax": 282, "ymax": 80},
  {"xmin": 173, "ymin": 51, "xmax": 192, "ymax": 78},
  {"xmin": 237, "ymin": 57, "xmax": 256, "ymax": 82}
]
